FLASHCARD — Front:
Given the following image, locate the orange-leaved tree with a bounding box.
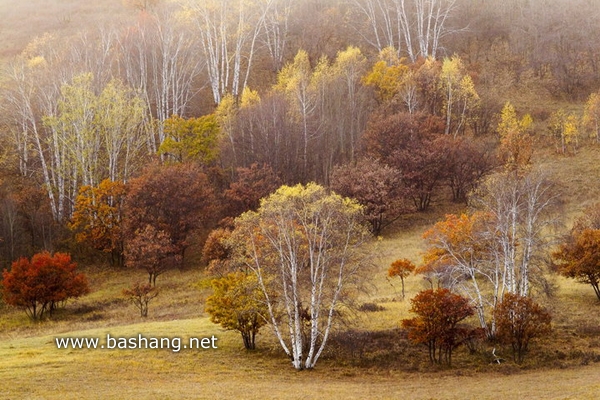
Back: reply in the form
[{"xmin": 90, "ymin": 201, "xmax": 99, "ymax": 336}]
[
  {"xmin": 387, "ymin": 258, "xmax": 415, "ymax": 300},
  {"xmin": 70, "ymin": 179, "xmax": 127, "ymax": 267},
  {"xmin": 402, "ymin": 288, "xmax": 475, "ymax": 366},
  {"xmin": 553, "ymin": 228, "xmax": 600, "ymax": 301},
  {"xmin": 2, "ymin": 252, "xmax": 89, "ymax": 320},
  {"xmin": 420, "ymin": 212, "xmax": 497, "ymax": 335}
]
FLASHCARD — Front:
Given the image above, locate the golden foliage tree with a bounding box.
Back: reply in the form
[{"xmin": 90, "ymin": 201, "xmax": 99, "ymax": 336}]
[
  {"xmin": 205, "ymin": 272, "xmax": 268, "ymax": 350},
  {"xmin": 583, "ymin": 92, "xmax": 600, "ymax": 143},
  {"xmin": 232, "ymin": 183, "xmax": 371, "ymax": 369},
  {"xmin": 70, "ymin": 179, "xmax": 127, "ymax": 267},
  {"xmin": 158, "ymin": 114, "xmax": 220, "ymax": 164},
  {"xmin": 497, "ymin": 101, "xmax": 533, "ymax": 171},
  {"xmin": 549, "ymin": 109, "xmax": 580, "ymax": 155},
  {"xmin": 438, "ymin": 55, "xmax": 480, "ymax": 137}
]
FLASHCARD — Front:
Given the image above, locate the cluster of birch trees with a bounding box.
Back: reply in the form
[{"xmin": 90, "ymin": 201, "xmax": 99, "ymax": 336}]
[{"xmin": 0, "ymin": 0, "xmax": 296, "ymax": 221}]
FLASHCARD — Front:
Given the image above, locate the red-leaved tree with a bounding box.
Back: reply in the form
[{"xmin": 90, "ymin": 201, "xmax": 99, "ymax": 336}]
[
  {"xmin": 494, "ymin": 293, "xmax": 552, "ymax": 364},
  {"xmin": 402, "ymin": 288, "xmax": 475, "ymax": 366},
  {"xmin": 123, "ymin": 162, "xmax": 217, "ymax": 268},
  {"xmin": 362, "ymin": 112, "xmax": 446, "ymax": 211},
  {"xmin": 330, "ymin": 158, "xmax": 403, "ymax": 235},
  {"xmin": 2, "ymin": 252, "xmax": 89, "ymax": 320},
  {"xmin": 224, "ymin": 163, "xmax": 281, "ymax": 217},
  {"xmin": 125, "ymin": 224, "xmax": 178, "ymax": 286}
]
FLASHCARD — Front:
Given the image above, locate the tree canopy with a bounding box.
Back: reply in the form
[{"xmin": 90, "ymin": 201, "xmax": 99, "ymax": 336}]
[{"xmin": 231, "ymin": 183, "xmax": 371, "ymax": 369}]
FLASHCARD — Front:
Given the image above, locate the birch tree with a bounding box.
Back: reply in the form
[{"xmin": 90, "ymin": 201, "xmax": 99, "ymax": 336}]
[
  {"xmin": 117, "ymin": 6, "xmax": 204, "ymax": 150},
  {"xmin": 583, "ymin": 92, "xmax": 600, "ymax": 143},
  {"xmin": 422, "ymin": 169, "xmax": 560, "ymax": 337},
  {"xmin": 262, "ymin": 0, "xmax": 292, "ymax": 71},
  {"xmin": 497, "ymin": 101, "xmax": 534, "ymax": 171},
  {"xmin": 1, "ymin": 40, "xmax": 65, "ymax": 219},
  {"xmin": 184, "ymin": 0, "xmax": 271, "ymax": 104},
  {"xmin": 549, "ymin": 109, "xmax": 580, "ymax": 155},
  {"xmin": 275, "ymin": 49, "xmax": 323, "ymax": 180},
  {"xmin": 438, "ymin": 55, "xmax": 479, "ymax": 136},
  {"xmin": 482, "ymin": 171, "xmax": 561, "ymax": 297},
  {"xmin": 233, "ymin": 183, "xmax": 370, "ymax": 369},
  {"xmin": 349, "ymin": 0, "xmax": 458, "ymax": 61},
  {"xmin": 43, "ymin": 74, "xmax": 147, "ymax": 218}
]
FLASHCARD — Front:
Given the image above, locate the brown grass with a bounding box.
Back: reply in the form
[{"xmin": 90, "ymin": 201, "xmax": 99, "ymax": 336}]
[
  {"xmin": 1, "ymin": 3, "xmax": 600, "ymax": 395},
  {"xmin": 1, "ymin": 315, "xmax": 600, "ymax": 400}
]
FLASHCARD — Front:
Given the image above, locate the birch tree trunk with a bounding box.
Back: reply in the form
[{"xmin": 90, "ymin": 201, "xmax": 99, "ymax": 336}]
[
  {"xmin": 234, "ymin": 183, "xmax": 370, "ymax": 370},
  {"xmin": 186, "ymin": 0, "xmax": 271, "ymax": 105}
]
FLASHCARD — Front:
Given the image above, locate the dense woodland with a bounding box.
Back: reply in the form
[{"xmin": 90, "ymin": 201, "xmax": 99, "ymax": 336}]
[{"xmin": 1, "ymin": 0, "xmax": 600, "ymax": 372}]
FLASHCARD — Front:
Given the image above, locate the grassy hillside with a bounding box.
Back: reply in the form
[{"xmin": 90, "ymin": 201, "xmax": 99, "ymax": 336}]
[
  {"xmin": 2, "ymin": 144, "xmax": 600, "ymax": 398},
  {"xmin": 1, "ymin": 186, "xmax": 600, "ymax": 398},
  {"xmin": 2, "ymin": 317, "xmax": 600, "ymax": 400},
  {"xmin": 2, "ymin": 1, "xmax": 600, "ymax": 398}
]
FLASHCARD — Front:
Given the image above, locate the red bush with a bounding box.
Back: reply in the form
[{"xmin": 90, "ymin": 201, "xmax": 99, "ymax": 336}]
[{"xmin": 2, "ymin": 252, "xmax": 90, "ymax": 320}]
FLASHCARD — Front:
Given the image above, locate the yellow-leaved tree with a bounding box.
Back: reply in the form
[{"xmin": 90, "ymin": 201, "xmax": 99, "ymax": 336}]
[
  {"xmin": 583, "ymin": 91, "xmax": 600, "ymax": 143},
  {"xmin": 362, "ymin": 47, "xmax": 410, "ymax": 104},
  {"xmin": 549, "ymin": 109, "xmax": 580, "ymax": 155},
  {"xmin": 231, "ymin": 183, "xmax": 371, "ymax": 369},
  {"xmin": 497, "ymin": 101, "xmax": 533, "ymax": 172},
  {"xmin": 205, "ymin": 271, "xmax": 269, "ymax": 350},
  {"xmin": 438, "ymin": 55, "xmax": 480, "ymax": 137},
  {"xmin": 158, "ymin": 114, "xmax": 220, "ymax": 164}
]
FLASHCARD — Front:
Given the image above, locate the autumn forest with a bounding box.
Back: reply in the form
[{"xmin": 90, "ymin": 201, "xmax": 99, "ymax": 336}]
[{"xmin": 1, "ymin": 0, "xmax": 600, "ymax": 398}]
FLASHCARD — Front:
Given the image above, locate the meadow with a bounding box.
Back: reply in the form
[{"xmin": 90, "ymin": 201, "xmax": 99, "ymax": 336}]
[
  {"xmin": 2, "ymin": 189, "xmax": 600, "ymax": 399},
  {"xmin": 1, "ymin": 0, "xmax": 600, "ymax": 398}
]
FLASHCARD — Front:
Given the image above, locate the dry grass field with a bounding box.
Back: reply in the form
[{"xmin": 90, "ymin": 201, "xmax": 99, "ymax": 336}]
[
  {"xmin": 1, "ymin": 318, "xmax": 600, "ymax": 400},
  {"xmin": 2, "ymin": 1, "xmax": 600, "ymax": 398},
  {"xmin": 1, "ymin": 263, "xmax": 600, "ymax": 400},
  {"xmin": 1, "ymin": 195, "xmax": 600, "ymax": 399},
  {"xmin": 2, "ymin": 145, "xmax": 600, "ymax": 398}
]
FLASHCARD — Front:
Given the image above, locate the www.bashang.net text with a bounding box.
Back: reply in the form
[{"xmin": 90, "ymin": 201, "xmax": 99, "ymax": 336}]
[{"xmin": 55, "ymin": 334, "xmax": 218, "ymax": 353}]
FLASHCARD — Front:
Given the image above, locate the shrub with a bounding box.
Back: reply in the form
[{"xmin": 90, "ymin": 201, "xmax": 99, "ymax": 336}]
[
  {"xmin": 402, "ymin": 288, "xmax": 475, "ymax": 366},
  {"xmin": 122, "ymin": 282, "xmax": 159, "ymax": 317},
  {"xmin": 2, "ymin": 252, "xmax": 89, "ymax": 320},
  {"xmin": 494, "ymin": 293, "xmax": 552, "ymax": 364}
]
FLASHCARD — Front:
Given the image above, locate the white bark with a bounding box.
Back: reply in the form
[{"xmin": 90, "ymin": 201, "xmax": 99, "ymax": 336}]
[
  {"xmin": 428, "ymin": 170, "xmax": 559, "ymax": 337},
  {"xmin": 350, "ymin": 0, "xmax": 457, "ymax": 61},
  {"xmin": 237, "ymin": 185, "xmax": 368, "ymax": 369},
  {"xmin": 117, "ymin": 7, "xmax": 204, "ymax": 150},
  {"xmin": 262, "ymin": 0, "xmax": 292, "ymax": 71},
  {"xmin": 186, "ymin": 0, "xmax": 270, "ymax": 104}
]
